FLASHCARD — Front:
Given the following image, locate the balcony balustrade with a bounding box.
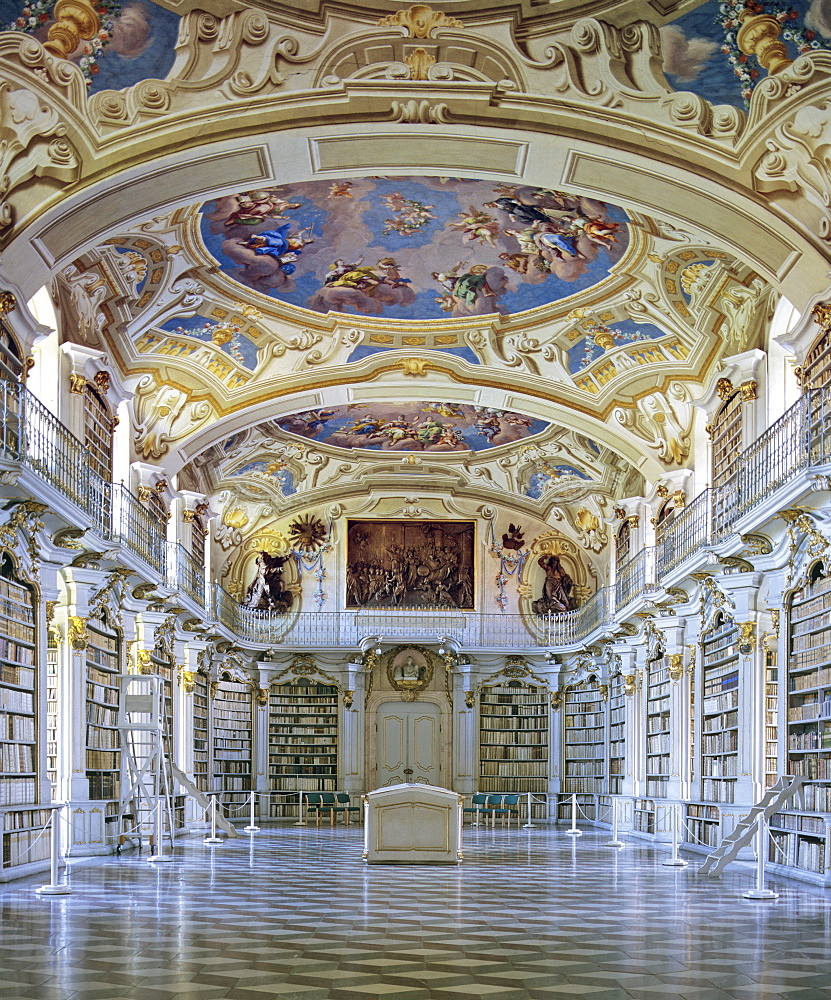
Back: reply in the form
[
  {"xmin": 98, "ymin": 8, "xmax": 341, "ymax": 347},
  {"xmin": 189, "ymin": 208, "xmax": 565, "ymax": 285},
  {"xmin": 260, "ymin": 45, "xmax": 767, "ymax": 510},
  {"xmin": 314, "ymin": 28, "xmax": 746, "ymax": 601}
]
[{"xmin": 0, "ymin": 378, "xmax": 829, "ymax": 649}]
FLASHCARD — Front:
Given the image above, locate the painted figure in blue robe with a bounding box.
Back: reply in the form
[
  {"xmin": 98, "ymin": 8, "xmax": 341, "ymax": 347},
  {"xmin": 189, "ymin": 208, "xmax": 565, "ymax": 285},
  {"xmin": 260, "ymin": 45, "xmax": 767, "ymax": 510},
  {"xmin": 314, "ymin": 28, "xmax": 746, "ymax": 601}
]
[{"xmin": 245, "ymin": 224, "xmax": 314, "ymax": 274}]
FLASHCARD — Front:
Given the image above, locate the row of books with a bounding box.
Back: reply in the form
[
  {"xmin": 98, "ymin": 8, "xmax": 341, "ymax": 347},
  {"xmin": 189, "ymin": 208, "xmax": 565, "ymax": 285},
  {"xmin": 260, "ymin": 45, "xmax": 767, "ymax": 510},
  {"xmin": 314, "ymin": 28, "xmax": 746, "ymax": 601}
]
[
  {"xmin": 769, "ymin": 831, "xmax": 824, "ymax": 873},
  {"xmin": 86, "ymin": 646, "xmax": 118, "ymax": 667},
  {"xmin": 787, "ymin": 699, "xmax": 831, "ymax": 721},
  {"xmin": 562, "ymin": 726, "xmax": 604, "ymax": 743},
  {"xmin": 564, "ymin": 761, "xmax": 604, "ymax": 777},
  {"xmin": 270, "ymin": 736, "xmax": 338, "ymax": 747},
  {"xmin": 702, "ymin": 690, "xmax": 739, "ymax": 715},
  {"xmin": 646, "ymin": 759, "xmax": 670, "ymax": 775},
  {"xmin": 0, "ymin": 641, "xmax": 35, "ymax": 667},
  {"xmin": 479, "ymin": 731, "xmax": 546, "ymax": 745},
  {"xmin": 686, "ymin": 803, "xmax": 720, "ymax": 820},
  {"xmin": 0, "ymin": 618, "xmax": 34, "ymax": 642},
  {"xmin": 2, "ymin": 828, "xmax": 51, "ymax": 868},
  {"xmin": 213, "ymin": 761, "xmax": 251, "ymax": 773},
  {"xmin": 563, "ymin": 713, "xmax": 604, "ymax": 728},
  {"xmin": 609, "ymin": 723, "xmax": 625, "ymax": 739},
  {"xmin": 85, "ymin": 725, "xmax": 119, "ymax": 749},
  {"xmin": 213, "ymin": 751, "xmax": 251, "ymax": 762},
  {"xmin": 789, "ymin": 666, "xmax": 831, "ymax": 692},
  {"xmin": 789, "ymin": 756, "xmax": 831, "ymax": 779},
  {"xmin": 87, "ymin": 772, "xmax": 118, "ymax": 800},
  {"xmin": 0, "ymin": 777, "xmax": 36, "ymax": 805},
  {"xmin": 480, "ymin": 761, "xmax": 547, "ymax": 776},
  {"xmin": 271, "ymin": 777, "xmax": 337, "ymax": 791},
  {"xmin": 480, "ymin": 719, "xmax": 547, "ymax": 731},
  {"xmin": 86, "ymin": 704, "xmax": 117, "ymax": 726},
  {"xmin": 789, "ymin": 590, "xmax": 831, "ymax": 623},
  {"xmin": 647, "ymin": 716, "xmax": 670, "ymax": 734},
  {"xmin": 484, "ymin": 692, "xmax": 546, "ymax": 705},
  {"xmin": 770, "ymin": 812, "xmax": 827, "ymax": 834},
  {"xmin": 85, "ymin": 749, "xmax": 119, "ymax": 769},
  {"xmin": 86, "ymin": 683, "xmax": 118, "ymax": 706},
  {"xmin": 269, "ymin": 766, "xmax": 337, "ymax": 775},
  {"xmin": 2, "ymin": 807, "xmax": 52, "ymax": 831},
  {"xmin": 790, "ymin": 727, "xmax": 831, "ymax": 749},
  {"xmin": 563, "ymin": 691, "xmax": 605, "ymax": 705},
  {"xmin": 0, "ymin": 712, "xmax": 34, "ymax": 741},
  {"xmin": 791, "ymin": 633, "xmax": 831, "ymax": 653},
  {"xmin": 0, "ymin": 742, "xmax": 33, "ymax": 772},
  {"xmin": 789, "ymin": 648, "xmax": 831, "ymax": 671},
  {"xmin": 790, "ymin": 616, "xmax": 831, "ymax": 638},
  {"xmin": 648, "ymin": 667, "xmax": 669, "ymax": 685},
  {"xmin": 271, "ymin": 755, "xmax": 337, "ymax": 765},
  {"xmin": 701, "ymin": 731, "xmax": 738, "ymax": 754},
  {"xmin": 212, "ymin": 710, "xmax": 252, "ymax": 722},
  {"xmin": 703, "ymin": 709, "xmax": 738, "ymax": 732},
  {"xmin": 702, "ymin": 778, "xmax": 735, "ymax": 803},
  {"xmin": 702, "ymin": 756, "xmax": 737, "ymax": 777},
  {"xmin": 647, "ymin": 698, "xmax": 669, "ymax": 714},
  {"xmin": 563, "ymin": 744, "xmax": 604, "ymax": 759},
  {"xmin": 270, "ymin": 725, "xmax": 336, "ymax": 735},
  {"xmin": 269, "ymin": 714, "xmax": 337, "ymax": 724},
  {"xmin": 213, "ymin": 736, "xmax": 252, "ymax": 747},
  {"xmin": 561, "ymin": 778, "xmax": 604, "ymax": 793},
  {"xmin": 684, "ymin": 818, "xmax": 719, "ymax": 847},
  {"xmin": 647, "ymin": 733, "xmax": 671, "ymax": 753},
  {"xmin": 0, "ymin": 689, "xmax": 33, "ymax": 713},
  {"xmin": 479, "ymin": 704, "xmax": 546, "ymax": 717}
]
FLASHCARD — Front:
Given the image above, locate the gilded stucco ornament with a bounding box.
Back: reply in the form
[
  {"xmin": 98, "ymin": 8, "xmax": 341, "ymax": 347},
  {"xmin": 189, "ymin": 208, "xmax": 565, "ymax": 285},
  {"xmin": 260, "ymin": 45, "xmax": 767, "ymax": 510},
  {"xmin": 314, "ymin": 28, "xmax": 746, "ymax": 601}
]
[
  {"xmin": 377, "ymin": 6, "xmax": 463, "ymax": 38},
  {"xmin": 66, "ymin": 615, "xmax": 88, "ymax": 650},
  {"xmin": 738, "ymin": 621, "xmax": 757, "ymax": 654},
  {"xmin": 667, "ymin": 653, "xmax": 684, "ymax": 682},
  {"xmin": 179, "ymin": 669, "xmax": 196, "ymax": 693}
]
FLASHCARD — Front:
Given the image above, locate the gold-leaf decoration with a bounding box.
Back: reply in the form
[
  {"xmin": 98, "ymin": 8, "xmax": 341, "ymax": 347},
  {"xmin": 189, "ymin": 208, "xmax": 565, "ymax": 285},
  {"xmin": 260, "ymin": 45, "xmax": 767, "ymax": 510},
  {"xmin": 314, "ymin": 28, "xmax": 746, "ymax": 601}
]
[{"xmin": 288, "ymin": 514, "xmax": 327, "ymax": 551}]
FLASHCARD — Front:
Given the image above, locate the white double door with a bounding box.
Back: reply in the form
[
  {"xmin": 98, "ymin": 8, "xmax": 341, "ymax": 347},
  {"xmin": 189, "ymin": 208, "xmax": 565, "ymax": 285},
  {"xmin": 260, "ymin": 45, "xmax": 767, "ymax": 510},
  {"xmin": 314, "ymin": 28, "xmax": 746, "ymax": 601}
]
[{"xmin": 376, "ymin": 701, "xmax": 441, "ymax": 787}]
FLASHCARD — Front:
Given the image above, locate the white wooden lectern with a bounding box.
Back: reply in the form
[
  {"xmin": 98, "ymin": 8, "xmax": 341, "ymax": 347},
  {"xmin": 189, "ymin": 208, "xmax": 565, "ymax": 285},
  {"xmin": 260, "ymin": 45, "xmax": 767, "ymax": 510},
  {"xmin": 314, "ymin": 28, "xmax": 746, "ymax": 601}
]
[{"xmin": 363, "ymin": 783, "xmax": 463, "ymax": 864}]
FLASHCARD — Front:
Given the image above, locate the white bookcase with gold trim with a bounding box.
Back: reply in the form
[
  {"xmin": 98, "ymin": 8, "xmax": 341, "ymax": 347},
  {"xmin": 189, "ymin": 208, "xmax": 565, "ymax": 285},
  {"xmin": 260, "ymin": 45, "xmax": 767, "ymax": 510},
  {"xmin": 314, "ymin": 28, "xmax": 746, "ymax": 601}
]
[
  {"xmin": 268, "ymin": 679, "xmax": 339, "ymax": 794},
  {"xmin": 478, "ymin": 676, "xmax": 549, "ymax": 795}
]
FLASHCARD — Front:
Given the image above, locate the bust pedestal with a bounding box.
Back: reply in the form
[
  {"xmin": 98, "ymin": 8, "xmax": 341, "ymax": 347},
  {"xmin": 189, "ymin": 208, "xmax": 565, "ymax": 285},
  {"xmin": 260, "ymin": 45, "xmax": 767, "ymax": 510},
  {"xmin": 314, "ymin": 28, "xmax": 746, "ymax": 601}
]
[{"xmin": 363, "ymin": 783, "xmax": 463, "ymax": 864}]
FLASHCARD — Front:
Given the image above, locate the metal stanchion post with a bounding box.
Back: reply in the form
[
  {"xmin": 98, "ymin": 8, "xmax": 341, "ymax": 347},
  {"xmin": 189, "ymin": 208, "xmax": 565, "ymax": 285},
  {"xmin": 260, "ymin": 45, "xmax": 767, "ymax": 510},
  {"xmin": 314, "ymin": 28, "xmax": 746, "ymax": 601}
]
[
  {"xmin": 36, "ymin": 810, "xmax": 71, "ymax": 896},
  {"xmin": 565, "ymin": 793, "xmax": 582, "ymax": 836},
  {"xmin": 294, "ymin": 790, "xmax": 306, "ymax": 826},
  {"xmin": 744, "ymin": 813, "xmax": 778, "ymax": 900},
  {"xmin": 204, "ymin": 795, "xmax": 223, "ymax": 845},
  {"xmin": 244, "ymin": 791, "xmax": 260, "ymax": 833},
  {"xmin": 662, "ymin": 803, "xmax": 688, "ymax": 867},
  {"xmin": 604, "ymin": 797, "xmax": 625, "ymax": 848},
  {"xmin": 148, "ymin": 797, "xmax": 173, "ymax": 862},
  {"xmin": 522, "ymin": 791, "xmax": 535, "ymax": 829}
]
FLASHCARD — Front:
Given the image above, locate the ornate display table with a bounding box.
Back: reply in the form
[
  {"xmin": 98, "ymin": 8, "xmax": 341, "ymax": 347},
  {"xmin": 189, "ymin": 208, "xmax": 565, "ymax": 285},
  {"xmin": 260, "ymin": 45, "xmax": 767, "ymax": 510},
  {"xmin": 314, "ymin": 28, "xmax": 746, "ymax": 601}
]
[{"xmin": 363, "ymin": 783, "xmax": 463, "ymax": 864}]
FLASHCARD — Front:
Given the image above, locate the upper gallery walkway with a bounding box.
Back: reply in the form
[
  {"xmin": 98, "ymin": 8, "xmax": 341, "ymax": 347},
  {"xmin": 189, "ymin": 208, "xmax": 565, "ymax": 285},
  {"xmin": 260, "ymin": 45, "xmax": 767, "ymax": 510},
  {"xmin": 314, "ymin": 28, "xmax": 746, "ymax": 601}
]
[{"xmin": 1, "ymin": 378, "xmax": 829, "ymax": 651}]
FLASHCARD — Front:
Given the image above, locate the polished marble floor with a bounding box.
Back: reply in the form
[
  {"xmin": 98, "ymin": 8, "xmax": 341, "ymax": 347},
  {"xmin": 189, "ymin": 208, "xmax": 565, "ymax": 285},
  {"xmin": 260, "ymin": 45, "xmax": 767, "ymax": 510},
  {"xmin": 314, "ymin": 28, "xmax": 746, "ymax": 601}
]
[{"xmin": 1, "ymin": 823, "xmax": 830, "ymax": 1000}]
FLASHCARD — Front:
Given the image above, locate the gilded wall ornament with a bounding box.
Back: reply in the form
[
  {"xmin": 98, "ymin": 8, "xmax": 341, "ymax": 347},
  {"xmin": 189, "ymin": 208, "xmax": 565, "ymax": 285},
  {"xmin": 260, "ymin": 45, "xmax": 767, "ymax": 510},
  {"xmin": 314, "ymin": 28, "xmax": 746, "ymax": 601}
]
[
  {"xmin": 377, "ymin": 5, "xmax": 463, "ymax": 38},
  {"xmin": 738, "ymin": 621, "xmax": 757, "ymax": 654},
  {"xmin": 67, "ymin": 615, "xmax": 88, "ymax": 650},
  {"xmin": 68, "ymin": 373, "xmax": 86, "ymax": 394},
  {"xmin": 342, "ymin": 689, "xmax": 354, "ymax": 710},
  {"xmin": 667, "ymin": 653, "xmax": 684, "ymax": 681},
  {"xmin": 623, "ymin": 674, "xmax": 637, "ymax": 697},
  {"xmin": 739, "ymin": 379, "xmax": 758, "ymax": 402},
  {"xmin": 716, "ymin": 377, "xmax": 734, "ymax": 399},
  {"xmin": 464, "ymin": 690, "xmax": 475, "ymax": 709},
  {"xmin": 256, "ymin": 687, "xmax": 268, "ymax": 707},
  {"xmin": 136, "ymin": 649, "xmax": 153, "ymax": 674}
]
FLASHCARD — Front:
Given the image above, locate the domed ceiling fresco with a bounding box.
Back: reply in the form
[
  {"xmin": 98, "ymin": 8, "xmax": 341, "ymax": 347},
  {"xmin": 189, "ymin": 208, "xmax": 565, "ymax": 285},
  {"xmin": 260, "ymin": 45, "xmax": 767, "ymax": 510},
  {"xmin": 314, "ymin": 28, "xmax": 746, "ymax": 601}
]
[
  {"xmin": 198, "ymin": 178, "xmax": 630, "ymax": 320},
  {"xmin": 274, "ymin": 402, "xmax": 549, "ymax": 452}
]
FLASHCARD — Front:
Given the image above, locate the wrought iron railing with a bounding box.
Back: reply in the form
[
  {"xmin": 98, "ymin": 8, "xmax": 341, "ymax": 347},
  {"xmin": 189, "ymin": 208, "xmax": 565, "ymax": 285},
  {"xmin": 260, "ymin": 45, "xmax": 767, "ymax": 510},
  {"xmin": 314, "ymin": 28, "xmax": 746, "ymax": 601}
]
[
  {"xmin": 169, "ymin": 542, "xmax": 206, "ymax": 607},
  {"xmin": 615, "ymin": 548, "xmax": 656, "ymax": 609},
  {"xmin": 656, "ymin": 489, "xmax": 712, "ymax": 577},
  {"xmin": 109, "ymin": 483, "xmax": 166, "ymax": 574}
]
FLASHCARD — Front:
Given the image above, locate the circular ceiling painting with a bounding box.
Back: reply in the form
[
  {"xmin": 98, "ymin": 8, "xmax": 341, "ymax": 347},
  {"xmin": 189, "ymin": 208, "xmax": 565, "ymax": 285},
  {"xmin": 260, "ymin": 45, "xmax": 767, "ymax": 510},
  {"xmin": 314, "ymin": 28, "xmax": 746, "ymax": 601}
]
[
  {"xmin": 276, "ymin": 402, "xmax": 548, "ymax": 452},
  {"xmin": 199, "ymin": 177, "xmax": 629, "ymax": 320}
]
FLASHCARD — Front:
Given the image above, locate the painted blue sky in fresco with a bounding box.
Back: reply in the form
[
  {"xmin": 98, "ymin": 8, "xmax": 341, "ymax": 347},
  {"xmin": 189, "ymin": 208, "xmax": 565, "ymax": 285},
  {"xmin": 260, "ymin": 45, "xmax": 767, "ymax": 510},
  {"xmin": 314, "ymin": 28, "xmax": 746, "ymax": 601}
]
[
  {"xmin": 199, "ymin": 178, "xmax": 629, "ymax": 321},
  {"xmin": 0, "ymin": 0, "xmax": 178, "ymax": 93},
  {"xmin": 664, "ymin": 1, "xmax": 828, "ymax": 108},
  {"xmin": 567, "ymin": 319, "xmax": 670, "ymax": 373}
]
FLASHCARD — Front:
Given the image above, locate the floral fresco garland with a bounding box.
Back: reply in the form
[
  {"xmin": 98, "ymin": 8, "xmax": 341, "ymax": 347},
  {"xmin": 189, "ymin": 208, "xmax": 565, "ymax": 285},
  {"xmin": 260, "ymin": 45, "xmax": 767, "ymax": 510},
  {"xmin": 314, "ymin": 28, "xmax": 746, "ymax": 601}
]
[
  {"xmin": 718, "ymin": 1, "xmax": 822, "ymax": 106},
  {"xmin": 6, "ymin": 0, "xmax": 121, "ymax": 86}
]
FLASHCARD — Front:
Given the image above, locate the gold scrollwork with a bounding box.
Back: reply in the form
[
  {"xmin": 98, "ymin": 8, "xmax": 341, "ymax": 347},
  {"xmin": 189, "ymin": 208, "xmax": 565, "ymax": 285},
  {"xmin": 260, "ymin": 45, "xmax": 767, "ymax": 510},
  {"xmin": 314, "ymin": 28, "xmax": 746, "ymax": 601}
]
[
  {"xmin": 716, "ymin": 377, "xmax": 734, "ymax": 399},
  {"xmin": 68, "ymin": 373, "xmax": 86, "ymax": 394},
  {"xmin": 738, "ymin": 621, "xmax": 757, "ymax": 654},
  {"xmin": 343, "ymin": 689, "xmax": 354, "ymax": 710},
  {"xmin": 464, "ymin": 690, "xmax": 475, "ymax": 709},
  {"xmin": 256, "ymin": 687, "xmax": 268, "ymax": 707},
  {"xmin": 93, "ymin": 371, "xmax": 110, "ymax": 393},
  {"xmin": 180, "ymin": 669, "xmax": 195, "ymax": 693},
  {"xmin": 550, "ymin": 689, "xmax": 563, "ymax": 711},
  {"xmin": 623, "ymin": 674, "xmax": 637, "ymax": 697},
  {"xmin": 739, "ymin": 379, "xmax": 758, "ymax": 402},
  {"xmin": 136, "ymin": 649, "xmax": 153, "ymax": 674}
]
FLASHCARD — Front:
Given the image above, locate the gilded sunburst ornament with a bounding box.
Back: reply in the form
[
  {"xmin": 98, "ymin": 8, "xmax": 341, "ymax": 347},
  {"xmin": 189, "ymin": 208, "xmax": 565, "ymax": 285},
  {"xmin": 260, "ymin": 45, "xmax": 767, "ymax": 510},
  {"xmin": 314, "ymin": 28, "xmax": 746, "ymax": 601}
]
[{"xmin": 289, "ymin": 514, "xmax": 327, "ymax": 551}]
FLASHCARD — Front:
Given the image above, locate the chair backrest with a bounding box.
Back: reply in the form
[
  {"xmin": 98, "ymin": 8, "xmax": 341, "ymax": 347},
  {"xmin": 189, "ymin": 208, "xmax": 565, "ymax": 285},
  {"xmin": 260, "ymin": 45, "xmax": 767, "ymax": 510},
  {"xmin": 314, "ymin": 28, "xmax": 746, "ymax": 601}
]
[
  {"xmin": 335, "ymin": 792, "xmax": 350, "ymax": 803},
  {"xmin": 486, "ymin": 794, "xmax": 504, "ymax": 807},
  {"xmin": 321, "ymin": 792, "xmax": 336, "ymax": 804},
  {"xmin": 306, "ymin": 793, "xmax": 322, "ymax": 805},
  {"xmin": 471, "ymin": 793, "xmax": 488, "ymax": 806},
  {"xmin": 502, "ymin": 794, "xmax": 520, "ymax": 806}
]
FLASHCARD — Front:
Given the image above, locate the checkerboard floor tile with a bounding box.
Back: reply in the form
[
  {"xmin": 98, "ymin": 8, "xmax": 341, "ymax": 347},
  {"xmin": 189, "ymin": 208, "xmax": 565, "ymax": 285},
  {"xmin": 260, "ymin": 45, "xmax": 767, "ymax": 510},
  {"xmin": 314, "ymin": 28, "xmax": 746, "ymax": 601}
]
[{"xmin": 0, "ymin": 825, "xmax": 829, "ymax": 999}]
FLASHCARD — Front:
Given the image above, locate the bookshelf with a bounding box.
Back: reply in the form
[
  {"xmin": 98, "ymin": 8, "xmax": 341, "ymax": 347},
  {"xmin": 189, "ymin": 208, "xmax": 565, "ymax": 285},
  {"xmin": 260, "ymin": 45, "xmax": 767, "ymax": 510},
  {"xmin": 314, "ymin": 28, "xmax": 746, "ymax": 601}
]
[
  {"xmin": 608, "ymin": 674, "xmax": 626, "ymax": 795},
  {"xmin": 768, "ymin": 811, "xmax": 830, "ymax": 878},
  {"xmin": 765, "ymin": 645, "xmax": 779, "ymax": 789},
  {"xmin": 700, "ymin": 617, "xmax": 740, "ymax": 804},
  {"xmin": 268, "ymin": 679, "xmax": 338, "ymax": 794},
  {"xmin": 645, "ymin": 653, "xmax": 670, "ymax": 798},
  {"xmin": 478, "ymin": 680, "xmax": 549, "ymax": 794},
  {"xmin": 192, "ymin": 670, "xmax": 209, "ymax": 792},
  {"xmin": 1, "ymin": 806, "xmax": 53, "ymax": 872},
  {"xmin": 562, "ymin": 681, "xmax": 605, "ymax": 794},
  {"xmin": 684, "ymin": 802, "xmax": 720, "ymax": 848},
  {"xmin": 786, "ymin": 566, "xmax": 831, "ymax": 813},
  {"xmin": 212, "ymin": 677, "xmax": 253, "ymax": 798},
  {"xmin": 0, "ymin": 568, "xmax": 38, "ymax": 808},
  {"xmin": 46, "ymin": 627, "xmax": 58, "ymax": 791},
  {"xmin": 633, "ymin": 798, "xmax": 655, "ymax": 834},
  {"xmin": 85, "ymin": 614, "xmax": 121, "ymax": 800}
]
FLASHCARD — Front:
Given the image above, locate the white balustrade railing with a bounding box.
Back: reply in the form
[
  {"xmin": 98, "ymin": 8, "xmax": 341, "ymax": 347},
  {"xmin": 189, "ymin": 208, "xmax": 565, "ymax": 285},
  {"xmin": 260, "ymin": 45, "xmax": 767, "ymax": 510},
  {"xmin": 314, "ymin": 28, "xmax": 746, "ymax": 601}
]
[
  {"xmin": 656, "ymin": 489, "xmax": 711, "ymax": 577},
  {"xmin": 615, "ymin": 547, "xmax": 656, "ymax": 609}
]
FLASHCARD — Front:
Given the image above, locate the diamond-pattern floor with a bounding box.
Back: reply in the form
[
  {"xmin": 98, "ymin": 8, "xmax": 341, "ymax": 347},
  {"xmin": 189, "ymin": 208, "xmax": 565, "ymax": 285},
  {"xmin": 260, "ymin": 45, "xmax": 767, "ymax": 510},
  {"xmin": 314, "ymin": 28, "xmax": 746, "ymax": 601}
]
[{"xmin": 1, "ymin": 824, "xmax": 829, "ymax": 999}]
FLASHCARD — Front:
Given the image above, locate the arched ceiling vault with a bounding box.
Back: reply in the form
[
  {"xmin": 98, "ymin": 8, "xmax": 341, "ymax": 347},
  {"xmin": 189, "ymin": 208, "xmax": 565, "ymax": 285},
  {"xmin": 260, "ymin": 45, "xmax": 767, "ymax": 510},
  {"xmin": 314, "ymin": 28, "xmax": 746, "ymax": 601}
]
[{"xmin": 3, "ymin": 0, "xmax": 828, "ymax": 529}]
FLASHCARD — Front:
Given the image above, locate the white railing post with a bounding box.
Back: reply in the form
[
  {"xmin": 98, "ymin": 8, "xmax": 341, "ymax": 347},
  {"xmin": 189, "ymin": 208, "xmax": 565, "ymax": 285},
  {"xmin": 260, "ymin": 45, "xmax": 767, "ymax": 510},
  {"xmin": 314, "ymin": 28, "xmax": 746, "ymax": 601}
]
[
  {"xmin": 204, "ymin": 794, "xmax": 223, "ymax": 845},
  {"xmin": 295, "ymin": 790, "xmax": 306, "ymax": 826},
  {"xmin": 565, "ymin": 793, "xmax": 582, "ymax": 836},
  {"xmin": 662, "ymin": 803, "xmax": 687, "ymax": 867},
  {"xmin": 604, "ymin": 797, "xmax": 624, "ymax": 848},
  {"xmin": 36, "ymin": 809, "xmax": 71, "ymax": 896},
  {"xmin": 244, "ymin": 790, "xmax": 260, "ymax": 833},
  {"xmin": 743, "ymin": 813, "xmax": 778, "ymax": 900},
  {"xmin": 522, "ymin": 791, "xmax": 535, "ymax": 829}
]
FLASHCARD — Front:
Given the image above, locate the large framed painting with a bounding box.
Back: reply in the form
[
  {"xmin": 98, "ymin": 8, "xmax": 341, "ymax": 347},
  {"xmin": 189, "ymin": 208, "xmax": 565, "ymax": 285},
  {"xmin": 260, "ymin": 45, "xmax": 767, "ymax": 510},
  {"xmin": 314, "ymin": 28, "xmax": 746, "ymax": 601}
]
[{"xmin": 346, "ymin": 520, "xmax": 475, "ymax": 609}]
